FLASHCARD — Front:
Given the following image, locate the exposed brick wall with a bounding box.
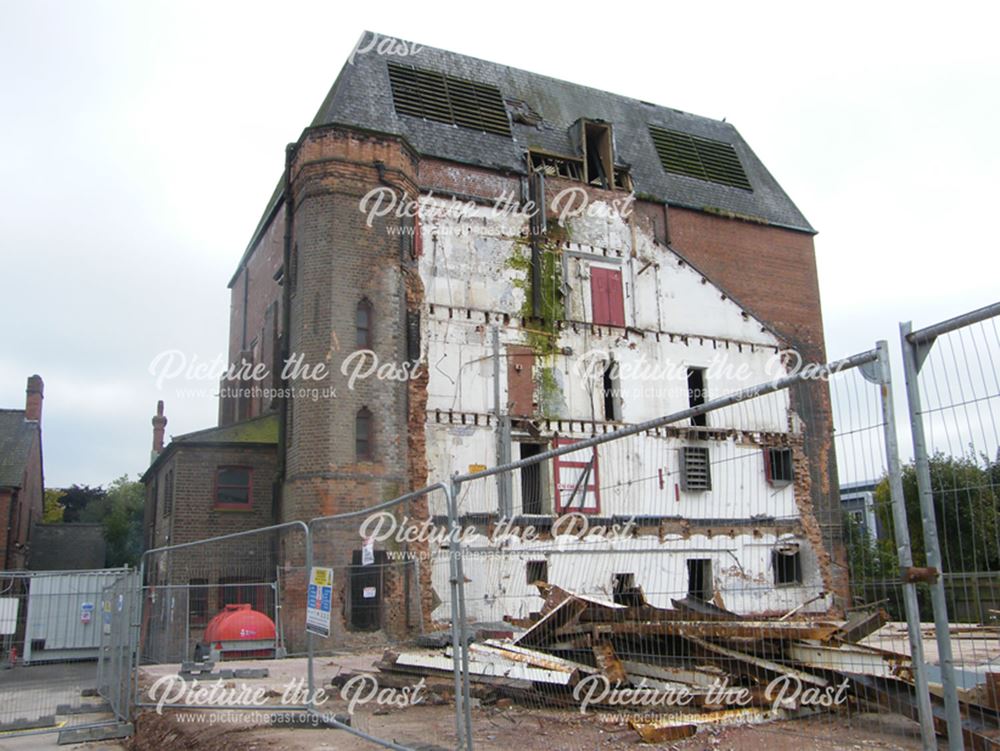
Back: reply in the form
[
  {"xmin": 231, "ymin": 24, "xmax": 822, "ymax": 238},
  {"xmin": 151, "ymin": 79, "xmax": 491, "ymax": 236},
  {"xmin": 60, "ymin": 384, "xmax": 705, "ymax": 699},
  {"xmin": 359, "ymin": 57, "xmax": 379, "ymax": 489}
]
[
  {"xmin": 223, "ymin": 206, "xmax": 285, "ymax": 425},
  {"xmin": 280, "ymin": 127, "xmax": 426, "ymax": 647},
  {"xmin": 666, "ymin": 207, "xmax": 825, "ymax": 361},
  {"xmin": 0, "ymin": 490, "xmax": 11, "ymax": 568},
  {"xmin": 3, "ymin": 421, "xmax": 43, "ymax": 570}
]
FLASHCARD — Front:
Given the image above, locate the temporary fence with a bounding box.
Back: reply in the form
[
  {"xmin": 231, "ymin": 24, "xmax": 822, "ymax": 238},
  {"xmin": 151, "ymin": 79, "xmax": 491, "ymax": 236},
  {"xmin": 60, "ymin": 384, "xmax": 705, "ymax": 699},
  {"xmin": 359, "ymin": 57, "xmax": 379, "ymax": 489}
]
[
  {"xmin": 109, "ymin": 299, "xmax": 1000, "ymax": 750},
  {"xmin": 0, "ymin": 568, "xmax": 133, "ymax": 741},
  {"xmin": 900, "ymin": 301, "xmax": 1000, "ymax": 750}
]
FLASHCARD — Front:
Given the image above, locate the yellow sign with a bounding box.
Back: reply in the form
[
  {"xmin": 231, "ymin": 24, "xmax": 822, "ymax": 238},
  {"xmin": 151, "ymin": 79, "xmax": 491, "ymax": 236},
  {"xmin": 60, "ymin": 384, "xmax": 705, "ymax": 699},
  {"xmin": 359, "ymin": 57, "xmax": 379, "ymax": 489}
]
[{"xmin": 468, "ymin": 464, "xmax": 487, "ymax": 473}]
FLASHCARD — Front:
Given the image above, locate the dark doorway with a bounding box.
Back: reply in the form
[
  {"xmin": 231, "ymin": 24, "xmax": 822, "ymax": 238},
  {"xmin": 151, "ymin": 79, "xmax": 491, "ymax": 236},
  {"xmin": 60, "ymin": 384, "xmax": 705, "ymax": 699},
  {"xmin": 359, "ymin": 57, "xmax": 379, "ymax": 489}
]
[
  {"xmin": 520, "ymin": 442, "xmax": 546, "ymax": 514},
  {"xmin": 349, "ymin": 549, "xmax": 386, "ymax": 631},
  {"xmin": 687, "ymin": 367, "xmax": 707, "ymax": 427},
  {"xmin": 687, "ymin": 559, "xmax": 712, "ymax": 601}
]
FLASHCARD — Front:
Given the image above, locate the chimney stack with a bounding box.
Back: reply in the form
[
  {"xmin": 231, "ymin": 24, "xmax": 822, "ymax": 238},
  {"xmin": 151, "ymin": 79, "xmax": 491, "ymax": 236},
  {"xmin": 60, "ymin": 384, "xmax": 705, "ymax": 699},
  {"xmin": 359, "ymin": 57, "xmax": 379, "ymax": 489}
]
[
  {"xmin": 25, "ymin": 375, "xmax": 43, "ymax": 422},
  {"xmin": 151, "ymin": 400, "xmax": 167, "ymax": 462}
]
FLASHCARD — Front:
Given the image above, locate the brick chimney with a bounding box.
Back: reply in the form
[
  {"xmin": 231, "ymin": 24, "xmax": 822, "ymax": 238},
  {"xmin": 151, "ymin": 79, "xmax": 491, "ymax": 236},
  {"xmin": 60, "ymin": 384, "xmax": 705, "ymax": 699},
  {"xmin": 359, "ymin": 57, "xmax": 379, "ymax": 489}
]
[
  {"xmin": 25, "ymin": 375, "xmax": 43, "ymax": 422},
  {"xmin": 151, "ymin": 400, "xmax": 167, "ymax": 462}
]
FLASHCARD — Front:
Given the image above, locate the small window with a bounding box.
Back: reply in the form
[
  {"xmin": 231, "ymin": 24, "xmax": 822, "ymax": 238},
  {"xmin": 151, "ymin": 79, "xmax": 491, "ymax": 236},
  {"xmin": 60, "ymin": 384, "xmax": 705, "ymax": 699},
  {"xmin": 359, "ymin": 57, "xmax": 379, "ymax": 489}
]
[
  {"xmin": 687, "ymin": 559, "xmax": 712, "ymax": 601},
  {"xmin": 163, "ymin": 469, "xmax": 174, "ymax": 516},
  {"xmin": 590, "ymin": 267, "xmax": 625, "ymax": 327},
  {"xmin": 190, "ymin": 578, "xmax": 208, "ymax": 624},
  {"xmin": 687, "ymin": 367, "xmax": 707, "ymax": 427},
  {"xmin": 602, "ymin": 360, "xmax": 621, "ymax": 421},
  {"xmin": 356, "ymin": 299, "xmax": 373, "ymax": 349},
  {"xmin": 526, "ymin": 560, "xmax": 548, "ymax": 585},
  {"xmin": 356, "ymin": 407, "xmax": 373, "ymax": 461},
  {"xmin": 583, "ymin": 121, "xmax": 613, "ymax": 189},
  {"xmin": 218, "ymin": 576, "xmax": 269, "ymax": 612},
  {"xmin": 680, "ymin": 446, "xmax": 711, "ymax": 491},
  {"xmin": 773, "ymin": 550, "xmax": 803, "ymax": 585},
  {"xmin": 214, "ymin": 467, "xmax": 252, "ymax": 508},
  {"xmin": 765, "ymin": 447, "xmax": 794, "ymax": 486},
  {"xmin": 530, "ymin": 151, "xmax": 583, "ymax": 181}
]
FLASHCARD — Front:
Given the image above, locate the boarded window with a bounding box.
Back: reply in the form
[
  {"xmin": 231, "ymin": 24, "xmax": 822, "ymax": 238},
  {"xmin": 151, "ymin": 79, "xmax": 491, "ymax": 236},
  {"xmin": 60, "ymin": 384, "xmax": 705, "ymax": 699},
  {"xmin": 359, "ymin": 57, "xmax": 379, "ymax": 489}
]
[
  {"xmin": 214, "ymin": 467, "xmax": 252, "ymax": 507},
  {"xmin": 553, "ymin": 438, "xmax": 600, "ymax": 514},
  {"xmin": 764, "ymin": 447, "xmax": 794, "ymax": 486},
  {"xmin": 356, "ymin": 407, "xmax": 373, "ymax": 461},
  {"xmin": 507, "ymin": 346, "xmax": 535, "ymax": 417},
  {"xmin": 356, "ymin": 299, "xmax": 373, "ymax": 349},
  {"xmin": 680, "ymin": 446, "xmax": 711, "ymax": 491},
  {"xmin": 163, "ymin": 469, "xmax": 174, "ymax": 516},
  {"xmin": 590, "ymin": 267, "xmax": 625, "ymax": 327}
]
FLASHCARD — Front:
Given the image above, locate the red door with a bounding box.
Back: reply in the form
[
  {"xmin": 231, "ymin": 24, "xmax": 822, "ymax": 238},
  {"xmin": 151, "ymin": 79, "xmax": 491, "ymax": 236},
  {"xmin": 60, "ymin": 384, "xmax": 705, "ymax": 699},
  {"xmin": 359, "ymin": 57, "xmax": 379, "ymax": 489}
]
[{"xmin": 590, "ymin": 267, "xmax": 625, "ymax": 326}]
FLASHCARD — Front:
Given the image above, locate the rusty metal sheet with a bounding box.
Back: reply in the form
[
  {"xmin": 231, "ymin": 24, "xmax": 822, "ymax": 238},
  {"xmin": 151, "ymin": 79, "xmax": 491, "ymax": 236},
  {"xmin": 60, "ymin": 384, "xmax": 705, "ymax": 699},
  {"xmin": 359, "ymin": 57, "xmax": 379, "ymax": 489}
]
[
  {"xmin": 683, "ymin": 632, "xmax": 829, "ymax": 688},
  {"xmin": 787, "ymin": 642, "xmax": 911, "ymax": 681},
  {"xmin": 559, "ymin": 619, "xmax": 841, "ymax": 642},
  {"xmin": 592, "ymin": 641, "xmax": 627, "ymax": 684},
  {"xmin": 629, "ymin": 719, "xmax": 696, "ymax": 743}
]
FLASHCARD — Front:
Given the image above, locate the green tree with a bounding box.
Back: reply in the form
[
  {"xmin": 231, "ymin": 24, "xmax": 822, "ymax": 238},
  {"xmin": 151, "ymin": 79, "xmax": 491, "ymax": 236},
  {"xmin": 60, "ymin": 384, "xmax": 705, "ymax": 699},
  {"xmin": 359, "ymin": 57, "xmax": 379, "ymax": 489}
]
[
  {"xmin": 843, "ymin": 510, "xmax": 898, "ymax": 581},
  {"xmin": 42, "ymin": 489, "xmax": 65, "ymax": 523},
  {"xmin": 87, "ymin": 475, "xmax": 145, "ymax": 567},
  {"xmin": 60, "ymin": 484, "xmax": 106, "ymax": 522},
  {"xmin": 874, "ymin": 452, "xmax": 1000, "ymax": 573}
]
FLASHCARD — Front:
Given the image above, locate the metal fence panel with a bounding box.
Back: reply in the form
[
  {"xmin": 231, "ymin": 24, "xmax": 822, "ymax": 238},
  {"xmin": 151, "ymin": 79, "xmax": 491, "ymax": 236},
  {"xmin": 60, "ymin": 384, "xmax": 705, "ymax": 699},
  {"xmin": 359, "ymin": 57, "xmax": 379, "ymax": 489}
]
[
  {"xmin": 901, "ymin": 301, "xmax": 1000, "ymax": 750},
  {"xmin": 0, "ymin": 569, "xmax": 133, "ymax": 740}
]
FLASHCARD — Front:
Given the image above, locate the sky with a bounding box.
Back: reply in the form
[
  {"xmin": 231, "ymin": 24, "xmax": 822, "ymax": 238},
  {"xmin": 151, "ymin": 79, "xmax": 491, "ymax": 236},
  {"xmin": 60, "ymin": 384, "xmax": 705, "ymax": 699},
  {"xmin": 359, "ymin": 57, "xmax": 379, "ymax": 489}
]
[{"xmin": 1, "ymin": 0, "xmax": 998, "ymax": 488}]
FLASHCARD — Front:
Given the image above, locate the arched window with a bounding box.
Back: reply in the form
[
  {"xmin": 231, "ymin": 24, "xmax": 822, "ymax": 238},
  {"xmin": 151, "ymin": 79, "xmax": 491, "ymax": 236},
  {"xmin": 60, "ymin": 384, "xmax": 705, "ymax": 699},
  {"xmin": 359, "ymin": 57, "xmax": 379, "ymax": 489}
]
[
  {"xmin": 356, "ymin": 298, "xmax": 373, "ymax": 349},
  {"xmin": 356, "ymin": 407, "xmax": 373, "ymax": 461}
]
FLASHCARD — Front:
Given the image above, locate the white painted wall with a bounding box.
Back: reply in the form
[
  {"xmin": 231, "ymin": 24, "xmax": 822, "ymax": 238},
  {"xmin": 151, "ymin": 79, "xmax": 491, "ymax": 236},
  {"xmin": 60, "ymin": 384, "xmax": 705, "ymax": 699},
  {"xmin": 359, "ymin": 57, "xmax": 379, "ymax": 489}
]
[{"xmin": 416, "ymin": 194, "xmax": 822, "ymax": 621}]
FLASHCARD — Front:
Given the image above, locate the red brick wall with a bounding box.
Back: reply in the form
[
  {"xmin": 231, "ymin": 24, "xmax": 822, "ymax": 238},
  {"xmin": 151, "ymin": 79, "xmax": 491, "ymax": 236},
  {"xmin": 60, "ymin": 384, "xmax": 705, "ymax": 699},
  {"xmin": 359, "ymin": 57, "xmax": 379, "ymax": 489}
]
[
  {"xmin": 0, "ymin": 489, "xmax": 11, "ymax": 568},
  {"xmin": 667, "ymin": 206, "xmax": 825, "ymax": 361},
  {"xmin": 223, "ymin": 206, "xmax": 285, "ymax": 425}
]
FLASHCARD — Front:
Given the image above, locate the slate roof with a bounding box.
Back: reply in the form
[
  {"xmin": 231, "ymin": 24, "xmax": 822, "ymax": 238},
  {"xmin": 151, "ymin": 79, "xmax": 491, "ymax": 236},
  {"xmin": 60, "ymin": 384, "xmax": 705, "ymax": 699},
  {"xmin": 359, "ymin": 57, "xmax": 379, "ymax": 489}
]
[
  {"xmin": 141, "ymin": 413, "xmax": 279, "ymax": 482},
  {"xmin": 314, "ymin": 32, "xmax": 813, "ymax": 231},
  {"xmin": 238, "ymin": 32, "xmax": 814, "ymax": 279},
  {"xmin": 171, "ymin": 412, "xmax": 279, "ymax": 445},
  {"xmin": 0, "ymin": 409, "xmax": 38, "ymax": 489}
]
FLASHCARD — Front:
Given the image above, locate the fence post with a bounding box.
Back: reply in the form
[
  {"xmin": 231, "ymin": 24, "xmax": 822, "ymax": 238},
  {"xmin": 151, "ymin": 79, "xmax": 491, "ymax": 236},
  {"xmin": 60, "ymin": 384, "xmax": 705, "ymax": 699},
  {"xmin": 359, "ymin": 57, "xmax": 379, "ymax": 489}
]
[
  {"xmin": 900, "ymin": 322, "xmax": 965, "ymax": 750},
  {"xmin": 446, "ymin": 477, "xmax": 475, "ymax": 751},
  {"xmin": 875, "ymin": 340, "xmax": 937, "ymax": 749}
]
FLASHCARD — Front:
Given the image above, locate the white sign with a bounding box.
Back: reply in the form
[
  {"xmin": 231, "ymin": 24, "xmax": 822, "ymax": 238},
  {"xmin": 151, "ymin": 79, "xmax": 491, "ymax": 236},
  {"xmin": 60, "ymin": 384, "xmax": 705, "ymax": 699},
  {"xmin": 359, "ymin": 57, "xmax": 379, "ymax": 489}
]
[
  {"xmin": 306, "ymin": 567, "xmax": 334, "ymax": 638},
  {"xmin": 80, "ymin": 602, "xmax": 94, "ymax": 625},
  {"xmin": 362, "ymin": 537, "xmax": 375, "ymax": 566},
  {"xmin": 363, "ymin": 586, "xmax": 376, "ymax": 599},
  {"xmin": 0, "ymin": 598, "xmax": 18, "ymax": 636}
]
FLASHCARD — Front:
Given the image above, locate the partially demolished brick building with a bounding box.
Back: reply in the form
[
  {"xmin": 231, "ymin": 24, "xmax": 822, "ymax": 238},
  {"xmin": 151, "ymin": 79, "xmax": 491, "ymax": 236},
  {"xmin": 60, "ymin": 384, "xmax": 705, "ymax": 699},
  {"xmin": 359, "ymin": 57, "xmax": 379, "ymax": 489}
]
[{"xmin": 144, "ymin": 32, "xmax": 839, "ymax": 643}]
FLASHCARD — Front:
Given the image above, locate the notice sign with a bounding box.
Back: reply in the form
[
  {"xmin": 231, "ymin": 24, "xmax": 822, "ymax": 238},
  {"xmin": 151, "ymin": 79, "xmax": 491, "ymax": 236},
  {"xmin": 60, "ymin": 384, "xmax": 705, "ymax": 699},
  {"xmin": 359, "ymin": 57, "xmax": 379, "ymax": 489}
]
[{"xmin": 306, "ymin": 567, "xmax": 334, "ymax": 638}]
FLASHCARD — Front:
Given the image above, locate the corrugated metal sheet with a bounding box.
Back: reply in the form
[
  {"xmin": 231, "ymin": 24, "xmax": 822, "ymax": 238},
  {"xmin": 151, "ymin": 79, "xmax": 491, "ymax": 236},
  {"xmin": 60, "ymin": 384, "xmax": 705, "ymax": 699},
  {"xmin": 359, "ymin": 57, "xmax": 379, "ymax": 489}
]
[{"xmin": 23, "ymin": 569, "xmax": 129, "ymax": 663}]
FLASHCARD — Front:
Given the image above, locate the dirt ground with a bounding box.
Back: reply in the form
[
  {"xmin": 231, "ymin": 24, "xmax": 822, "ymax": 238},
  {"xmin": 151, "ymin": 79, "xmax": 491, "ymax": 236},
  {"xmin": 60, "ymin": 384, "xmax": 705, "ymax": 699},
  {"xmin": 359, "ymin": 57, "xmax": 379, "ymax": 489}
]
[
  {"xmin": 129, "ymin": 655, "xmax": 929, "ymax": 751},
  {"xmin": 126, "ymin": 707, "xmax": 926, "ymax": 751}
]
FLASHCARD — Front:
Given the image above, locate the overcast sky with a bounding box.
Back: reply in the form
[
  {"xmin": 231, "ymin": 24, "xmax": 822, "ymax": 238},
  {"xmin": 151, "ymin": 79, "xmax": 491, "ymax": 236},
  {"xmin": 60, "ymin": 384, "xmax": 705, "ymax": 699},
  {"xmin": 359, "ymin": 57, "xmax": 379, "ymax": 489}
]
[{"xmin": 1, "ymin": 1, "xmax": 998, "ymax": 488}]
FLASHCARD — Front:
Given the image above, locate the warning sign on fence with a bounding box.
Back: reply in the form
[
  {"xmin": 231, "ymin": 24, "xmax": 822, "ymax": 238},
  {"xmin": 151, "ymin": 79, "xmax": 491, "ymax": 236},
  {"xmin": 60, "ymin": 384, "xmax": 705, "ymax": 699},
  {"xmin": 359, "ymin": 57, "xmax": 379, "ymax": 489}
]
[{"xmin": 306, "ymin": 566, "xmax": 333, "ymax": 638}]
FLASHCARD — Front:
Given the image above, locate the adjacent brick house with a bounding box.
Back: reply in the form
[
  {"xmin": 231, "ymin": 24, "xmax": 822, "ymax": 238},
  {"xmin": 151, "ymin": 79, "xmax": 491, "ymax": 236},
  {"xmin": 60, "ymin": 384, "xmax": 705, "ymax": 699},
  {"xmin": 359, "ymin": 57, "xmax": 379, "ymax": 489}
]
[
  {"xmin": 0, "ymin": 376, "xmax": 45, "ymax": 570},
  {"xmin": 146, "ymin": 33, "xmax": 839, "ymax": 645}
]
